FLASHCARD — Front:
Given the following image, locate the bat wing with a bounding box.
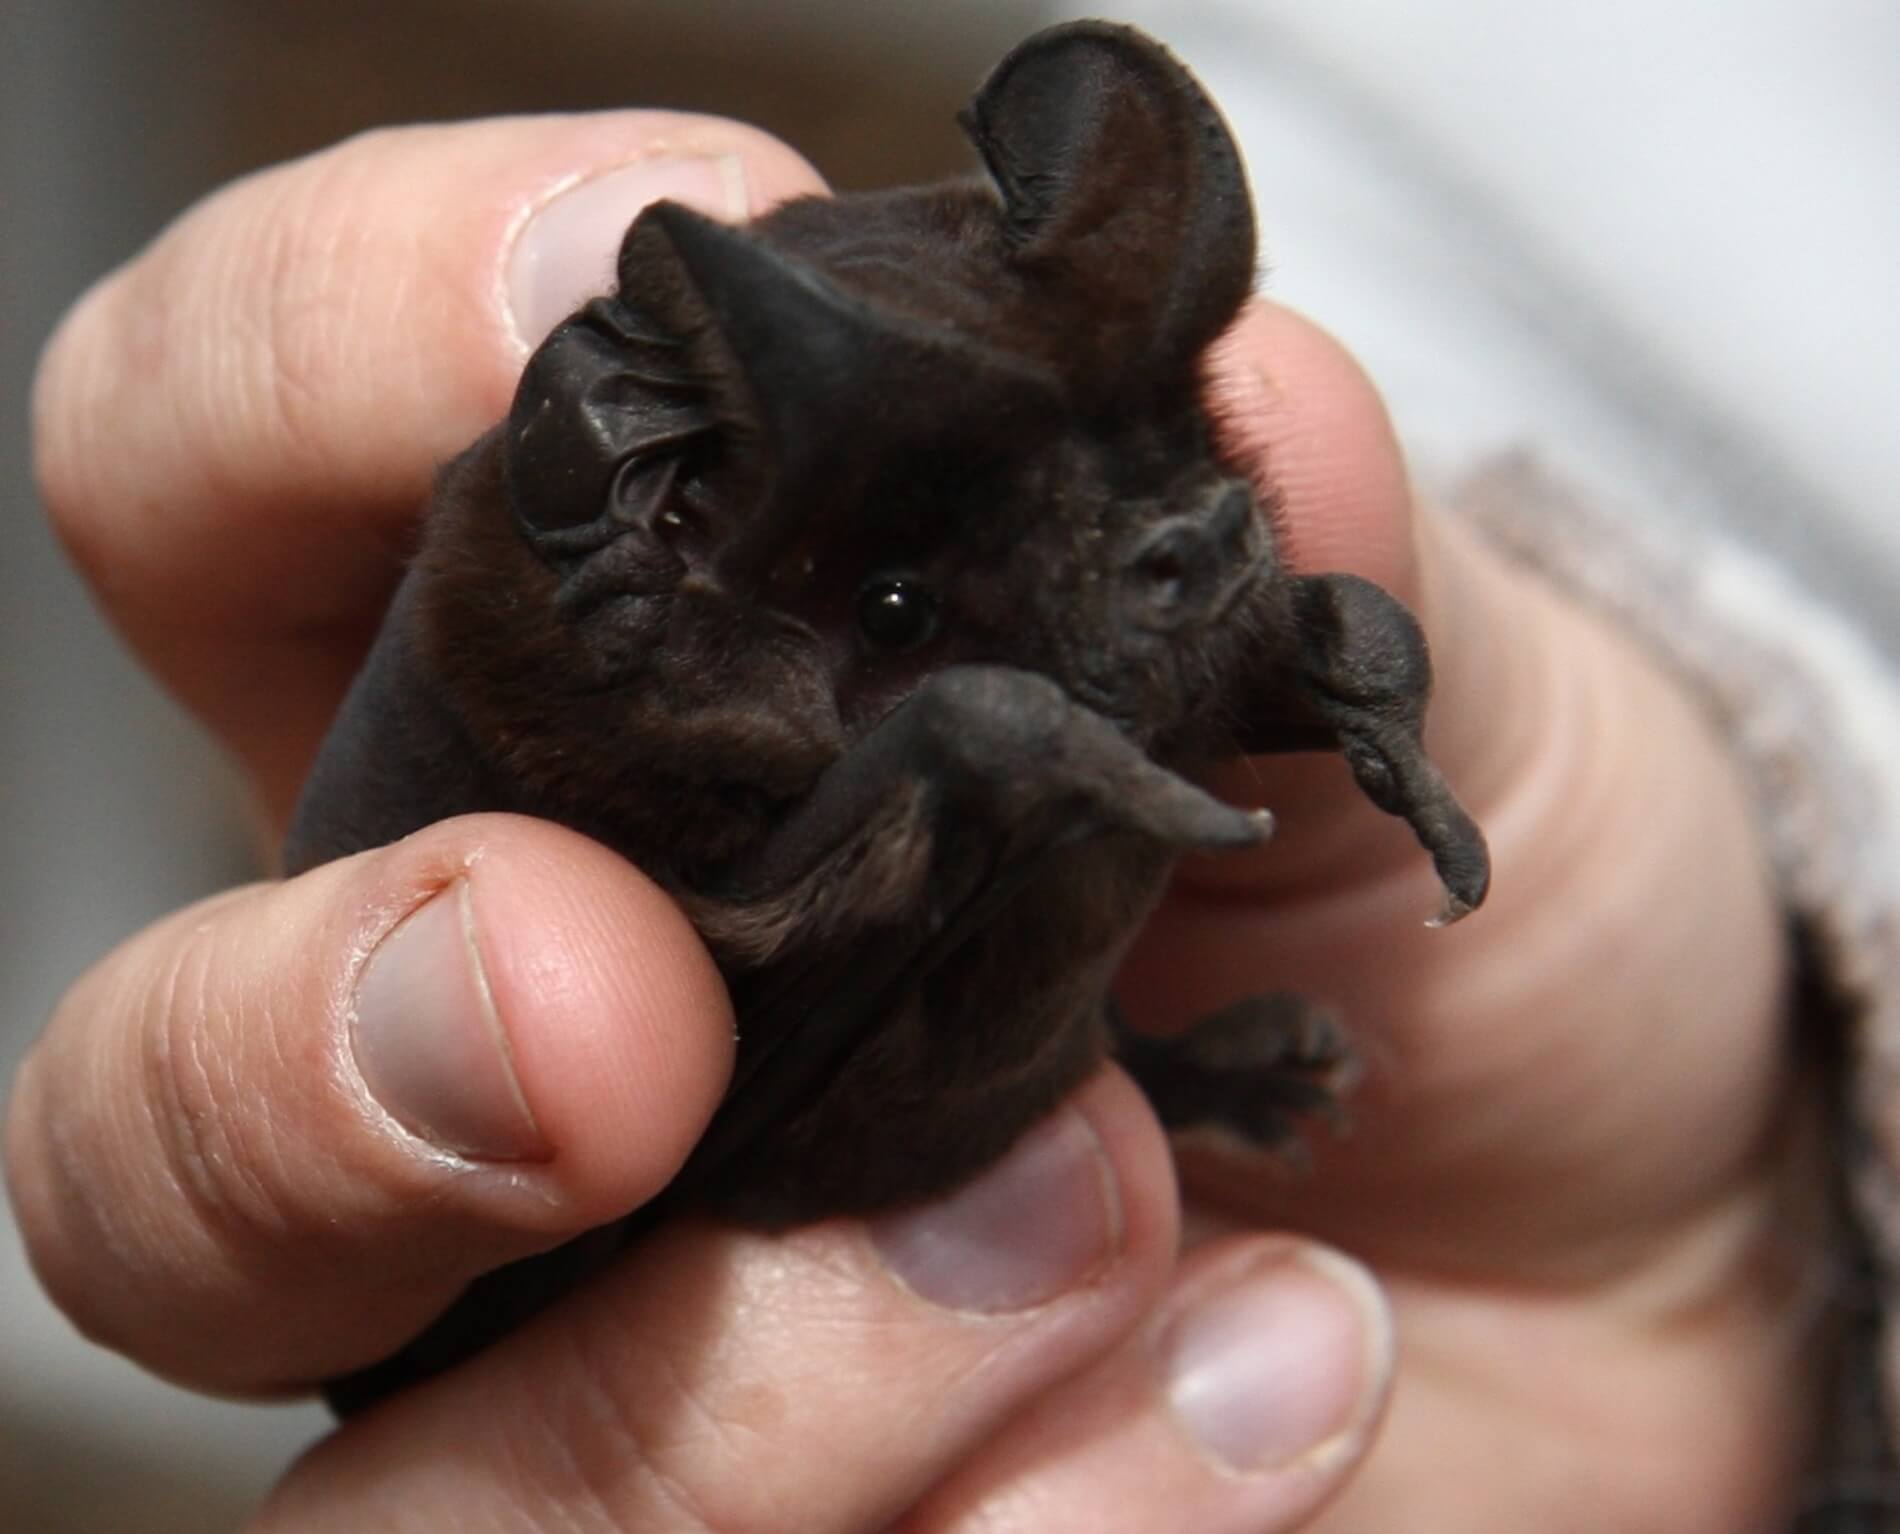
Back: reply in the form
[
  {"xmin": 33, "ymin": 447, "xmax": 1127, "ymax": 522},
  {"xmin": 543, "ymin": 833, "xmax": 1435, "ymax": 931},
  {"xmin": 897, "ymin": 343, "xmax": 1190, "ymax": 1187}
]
[
  {"xmin": 323, "ymin": 665, "xmax": 1264, "ymax": 1413},
  {"xmin": 1232, "ymin": 572, "xmax": 1491, "ymax": 922}
]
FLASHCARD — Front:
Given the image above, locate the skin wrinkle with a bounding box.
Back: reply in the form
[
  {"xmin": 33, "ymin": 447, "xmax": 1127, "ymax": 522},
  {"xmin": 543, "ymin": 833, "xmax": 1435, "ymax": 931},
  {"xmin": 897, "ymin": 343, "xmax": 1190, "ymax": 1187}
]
[
  {"xmin": 1418, "ymin": 1194, "xmax": 1813, "ymax": 1520},
  {"xmin": 498, "ymin": 1417, "xmax": 598, "ymax": 1534},
  {"xmin": 566, "ymin": 1345, "xmax": 729, "ymax": 1534},
  {"xmin": 253, "ymin": 172, "xmax": 343, "ymax": 490},
  {"xmin": 223, "ymin": 924, "xmax": 308, "ymax": 1245},
  {"xmin": 147, "ymin": 916, "xmax": 330, "ymax": 1314},
  {"xmin": 539, "ymin": 1274, "xmax": 814, "ymax": 1534},
  {"xmin": 1499, "ymin": 620, "xmax": 1786, "ymax": 1213},
  {"xmin": 149, "ymin": 928, "xmax": 233, "ymax": 1250},
  {"xmin": 1370, "ymin": 1114, "xmax": 1815, "ymax": 1322},
  {"xmin": 524, "ymin": 1211, "xmax": 1076, "ymax": 1534}
]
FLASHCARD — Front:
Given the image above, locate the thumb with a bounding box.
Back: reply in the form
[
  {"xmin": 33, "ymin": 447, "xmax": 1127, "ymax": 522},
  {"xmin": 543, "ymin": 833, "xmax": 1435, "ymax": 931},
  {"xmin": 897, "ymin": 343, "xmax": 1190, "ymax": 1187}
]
[
  {"xmin": 6, "ymin": 814, "xmax": 733, "ymax": 1392},
  {"xmin": 1161, "ymin": 296, "xmax": 1502, "ymax": 917},
  {"xmin": 1122, "ymin": 301, "xmax": 1787, "ymax": 1278}
]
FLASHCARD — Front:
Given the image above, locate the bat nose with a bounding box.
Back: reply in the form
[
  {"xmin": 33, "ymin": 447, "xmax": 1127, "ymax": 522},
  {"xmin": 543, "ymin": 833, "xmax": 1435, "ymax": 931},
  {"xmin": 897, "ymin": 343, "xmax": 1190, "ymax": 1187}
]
[{"xmin": 1124, "ymin": 484, "xmax": 1262, "ymax": 631}]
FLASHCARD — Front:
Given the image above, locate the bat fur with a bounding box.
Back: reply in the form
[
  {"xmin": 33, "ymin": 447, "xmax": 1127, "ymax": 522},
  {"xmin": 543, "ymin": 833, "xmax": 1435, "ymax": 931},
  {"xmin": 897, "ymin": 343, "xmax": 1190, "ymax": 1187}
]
[{"xmin": 286, "ymin": 20, "xmax": 1490, "ymax": 1411}]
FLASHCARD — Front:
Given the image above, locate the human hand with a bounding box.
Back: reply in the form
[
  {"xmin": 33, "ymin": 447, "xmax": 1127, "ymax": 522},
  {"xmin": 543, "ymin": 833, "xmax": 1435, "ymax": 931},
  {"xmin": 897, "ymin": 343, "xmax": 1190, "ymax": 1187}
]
[
  {"xmin": 1104, "ymin": 316, "xmax": 1827, "ymax": 1528},
  {"xmin": 9, "ymin": 107, "xmax": 1822, "ymax": 1533}
]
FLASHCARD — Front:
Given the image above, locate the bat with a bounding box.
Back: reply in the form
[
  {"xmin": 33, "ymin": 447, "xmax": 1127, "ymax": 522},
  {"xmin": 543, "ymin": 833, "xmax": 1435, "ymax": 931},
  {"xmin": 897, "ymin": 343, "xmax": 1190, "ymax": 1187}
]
[{"xmin": 286, "ymin": 20, "xmax": 1490, "ymax": 1413}]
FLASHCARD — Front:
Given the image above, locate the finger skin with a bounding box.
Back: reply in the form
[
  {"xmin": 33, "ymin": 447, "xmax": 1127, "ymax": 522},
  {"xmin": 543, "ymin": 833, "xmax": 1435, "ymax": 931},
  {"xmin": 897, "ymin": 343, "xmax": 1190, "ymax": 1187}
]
[
  {"xmin": 1306, "ymin": 1216, "xmax": 1828, "ymax": 1534},
  {"xmin": 31, "ymin": 113, "xmax": 828, "ymax": 824},
  {"xmin": 1131, "ymin": 522, "xmax": 1791, "ymax": 1277},
  {"xmin": 1206, "ymin": 300, "xmax": 1420, "ymax": 602},
  {"xmin": 5, "ymin": 815, "xmax": 733, "ymax": 1391},
  {"xmin": 1139, "ymin": 295, "xmax": 1792, "ymax": 1273},
  {"xmin": 897, "ymin": 1237, "xmax": 1394, "ymax": 1534},
  {"xmin": 1138, "ymin": 293, "xmax": 1821, "ymax": 1527},
  {"xmin": 252, "ymin": 1071, "xmax": 1180, "ymax": 1534}
]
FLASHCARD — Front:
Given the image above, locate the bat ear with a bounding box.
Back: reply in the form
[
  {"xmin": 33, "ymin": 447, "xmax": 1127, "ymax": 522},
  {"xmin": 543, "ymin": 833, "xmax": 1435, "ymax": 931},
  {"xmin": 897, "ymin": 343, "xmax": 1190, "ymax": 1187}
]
[
  {"xmin": 504, "ymin": 206, "xmax": 843, "ymax": 544},
  {"xmin": 961, "ymin": 22, "xmax": 1256, "ymax": 384},
  {"xmin": 615, "ymin": 202, "xmax": 1062, "ymax": 559},
  {"xmin": 621, "ymin": 201, "xmax": 888, "ymax": 492},
  {"xmin": 505, "ymin": 294, "xmax": 722, "ymax": 536}
]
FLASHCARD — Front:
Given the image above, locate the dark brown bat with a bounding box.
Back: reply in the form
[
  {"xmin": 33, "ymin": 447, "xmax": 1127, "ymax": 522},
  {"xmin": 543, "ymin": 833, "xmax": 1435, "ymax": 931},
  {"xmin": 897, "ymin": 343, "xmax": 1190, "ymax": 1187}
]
[{"xmin": 287, "ymin": 21, "xmax": 1489, "ymax": 1413}]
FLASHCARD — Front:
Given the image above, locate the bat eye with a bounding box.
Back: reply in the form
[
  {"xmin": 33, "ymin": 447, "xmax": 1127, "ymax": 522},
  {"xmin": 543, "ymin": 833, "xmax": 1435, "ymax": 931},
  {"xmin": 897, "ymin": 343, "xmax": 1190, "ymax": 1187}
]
[{"xmin": 856, "ymin": 577, "xmax": 940, "ymax": 651}]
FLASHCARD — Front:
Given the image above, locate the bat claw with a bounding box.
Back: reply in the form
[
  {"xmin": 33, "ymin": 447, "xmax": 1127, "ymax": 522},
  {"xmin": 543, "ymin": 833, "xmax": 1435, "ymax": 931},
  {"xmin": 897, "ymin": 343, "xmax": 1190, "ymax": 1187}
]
[{"xmin": 1426, "ymin": 890, "xmax": 1476, "ymax": 929}]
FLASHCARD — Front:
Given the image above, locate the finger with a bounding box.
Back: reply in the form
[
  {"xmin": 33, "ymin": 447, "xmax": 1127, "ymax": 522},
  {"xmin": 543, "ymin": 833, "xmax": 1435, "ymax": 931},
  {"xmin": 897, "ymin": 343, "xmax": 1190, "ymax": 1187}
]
[
  {"xmin": 1198, "ymin": 301, "xmax": 1503, "ymax": 900},
  {"xmin": 1129, "ymin": 305, "xmax": 1791, "ymax": 1274},
  {"xmin": 1135, "ymin": 526, "xmax": 1787, "ymax": 1271},
  {"xmin": 31, "ymin": 114, "xmax": 827, "ymax": 823},
  {"xmin": 5, "ymin": 815, "xmax": 733, "ymax": 1391},
  {"xmin": 901, "ymin": 1236, "xmax": 1392, "ymax": 1534},
  {"xmin": 1305, "ymin": 1251, "xmax": 1824, "ymax": 1534},
  {"xmin": 1195, "ymin": 298, "xmax": 1478, "ymax": 897},
  {"xmin": 1207, "ymin": 300, "xmax": 1421, "ymax": 601},
  {"xmin": 253, "ymin": 1070, "xmax": 1180, "ymax": 1533}
]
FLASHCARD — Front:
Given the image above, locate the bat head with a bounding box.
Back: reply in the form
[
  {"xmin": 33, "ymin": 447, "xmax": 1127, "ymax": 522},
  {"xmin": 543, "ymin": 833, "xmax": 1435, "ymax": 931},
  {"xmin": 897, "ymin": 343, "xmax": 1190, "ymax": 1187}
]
[{"xmin": 430, "ymin": 24, "xmax": 1275, "ymax": 869}]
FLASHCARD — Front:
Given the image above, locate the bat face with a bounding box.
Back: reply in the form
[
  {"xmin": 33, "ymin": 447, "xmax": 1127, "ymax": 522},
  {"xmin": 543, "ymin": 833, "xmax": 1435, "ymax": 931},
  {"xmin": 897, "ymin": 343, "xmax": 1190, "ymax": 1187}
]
[
  {"xmin": 511, "ymin": 266, "xmax": 1274, "ymax": 753},
  {"xmin": 408, "ymin": 28, "xmax": 1278, "ymax": 882}
]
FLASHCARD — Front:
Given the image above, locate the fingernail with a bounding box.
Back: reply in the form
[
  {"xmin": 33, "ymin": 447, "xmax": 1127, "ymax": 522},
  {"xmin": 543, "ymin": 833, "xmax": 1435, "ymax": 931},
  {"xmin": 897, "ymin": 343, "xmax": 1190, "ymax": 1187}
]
[
  {"xmin": 870, "ymin": 1107, "xmax": 1120, "ymax": 1314},
  {"xmin": 507, "ymin": 154, "xmax": 749, "ymax": 345},
  {"xmin": 1163, "ymin": 1246, "xmax": 1388, "ymax": 1474},
  {"xmin": 351, "ymin": 881, "xmax": 549, "ymax": 1161}
]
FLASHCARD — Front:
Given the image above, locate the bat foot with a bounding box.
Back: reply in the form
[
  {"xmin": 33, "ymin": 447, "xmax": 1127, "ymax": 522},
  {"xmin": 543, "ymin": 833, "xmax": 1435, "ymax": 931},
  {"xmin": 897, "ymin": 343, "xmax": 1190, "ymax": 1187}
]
[{"xmin": 1115, "ymin": 993, "xmax": 1358, "ymax": 1149}]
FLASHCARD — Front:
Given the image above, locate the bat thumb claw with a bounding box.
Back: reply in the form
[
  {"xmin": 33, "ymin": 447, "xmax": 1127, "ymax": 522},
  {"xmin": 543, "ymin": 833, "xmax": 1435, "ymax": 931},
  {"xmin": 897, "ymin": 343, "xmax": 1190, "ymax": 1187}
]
[
  {"xmin": 1129, "ymin": 780, "xmax": 1270, "ymax": 852},
  {"xmin": 1425, "ymin": 890, "xmax": 1476, "ymax": 929}
]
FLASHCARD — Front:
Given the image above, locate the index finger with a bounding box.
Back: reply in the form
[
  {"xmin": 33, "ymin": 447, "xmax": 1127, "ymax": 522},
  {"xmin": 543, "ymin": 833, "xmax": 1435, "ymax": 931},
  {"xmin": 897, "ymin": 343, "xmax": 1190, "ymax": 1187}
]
[{"xmin": 31, "ymin": 113, "xmax": 827, "ymax": 824}]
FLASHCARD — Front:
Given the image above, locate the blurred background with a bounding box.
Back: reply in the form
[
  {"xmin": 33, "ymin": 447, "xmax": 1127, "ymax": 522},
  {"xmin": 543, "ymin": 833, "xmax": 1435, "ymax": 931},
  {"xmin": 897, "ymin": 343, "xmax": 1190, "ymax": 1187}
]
[{"xmin": 3, "ymin": 1, "xmax": 1894, "ymax": 1526}]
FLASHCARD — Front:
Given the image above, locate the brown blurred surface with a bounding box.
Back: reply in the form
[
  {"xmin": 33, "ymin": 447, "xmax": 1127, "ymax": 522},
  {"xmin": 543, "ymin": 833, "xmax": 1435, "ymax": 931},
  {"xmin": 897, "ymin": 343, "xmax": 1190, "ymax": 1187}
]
[
  {"xmin": 147, "ymin": 0, "xmax": 1025, "ymax": 198},
  {"xmin": 0, "ymin": 1408, "xmax": 262, "ymax": 1534}
]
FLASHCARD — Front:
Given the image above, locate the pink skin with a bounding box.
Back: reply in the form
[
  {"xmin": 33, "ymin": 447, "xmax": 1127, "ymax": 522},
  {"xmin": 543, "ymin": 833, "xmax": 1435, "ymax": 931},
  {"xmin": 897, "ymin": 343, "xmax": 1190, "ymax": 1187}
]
[{"xmin": 12, "ymin": 113, "xmax": 1823, "ymax": 1532}]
